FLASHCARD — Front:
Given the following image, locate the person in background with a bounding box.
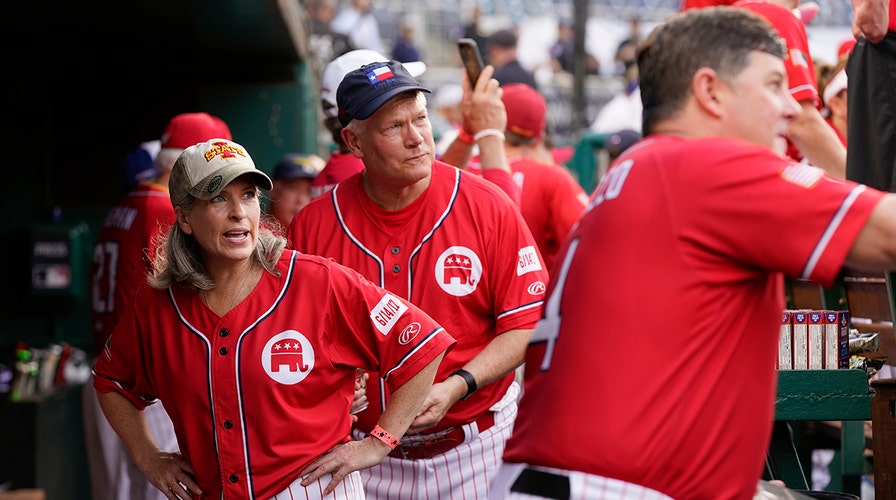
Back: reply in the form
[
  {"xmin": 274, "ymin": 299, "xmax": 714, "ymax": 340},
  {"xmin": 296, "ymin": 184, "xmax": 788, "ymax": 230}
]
[
  {"xmin": 392, "ymin": 19, "xmax": 422, "ymax": 65},
  {"xmin": 268, "ymin": 152, "xmax": 325, "ymax": 229},
  {"xmin": 605, "ymin": 128, "xmax": 642, "ymax": 162},
  {"xmin": 330, "ymin": 0, "xmax": 385, "ymax": 54},
  {"xmin": 846, "ymin": 0, "xmax": 896, "ymax": 192},
  {"xmin": 431, "ymin": 81, "xmax": 466, "ymax": 158},
  {"xmin": 471, "ymin": 83, "xmax": 588, "ymax": 271},
  {"xmin": 289, "ymin": 60, "xmax": 547, "ymax": 499},
  {"xmin": 589, "ymin": 59, "xmax": 641, "ymax": 134},
  {"xmin": 845, "ymin": 0, "xmax": 896, "ymax": 381},
  {"xmin": 94, "ymin": 138, "xmax": 455, "ymax": 499},
  {"xmin": 312, "ymin": 49, "xmax": 426, "ymax": 200},
  {"xmin": 817, "ymin": 58, "xmax": 848, "ymax": 146},
  {"xmin": 459, "ymin": 4, "xmax": 490, "ymax": 65},
  {"xmin": 492, "ymin": 7, "xmax": 896, "ymax": 499},
  {"xmin": 733, "ymin": 0, "xmax": 847, "ymax": 179},
  {"xmin": 681, "ymin": 0, "xmax": 820, "ymax": 22},
  {"xmin": 682, "ymin": 0, "xmax": 845, "ymax": 176},
  {"xmin": 611, "ymin": 16, "xmax": 642, "ymax": 76},
  {"xmin": 487, "ymin": 28, "xmax": 538, "ymax": 90},
  {"xmin": 85, "ymin": 112, "xmax": 232, "ymax": 500},
  {"xmin": 120, "ymin": 140, "xmax": 160, "ymax": 191},
  {"xmin": 306, "ymin": 0, "xmax": 356, "ymax": 72},
  {"xmin": 437, "ymin": 66, "xmax": 523, "ymax": 205},
  {"xmin": 549, "ymin": 18, "xmax": 600, "ymax": 75}
]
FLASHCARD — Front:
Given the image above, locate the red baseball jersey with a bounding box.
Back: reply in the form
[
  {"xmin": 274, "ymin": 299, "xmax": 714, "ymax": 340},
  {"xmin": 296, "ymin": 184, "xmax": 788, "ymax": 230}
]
[
  {"xmin": 891, "ymin": 0, "xmax": 896, "ymax": 31},
  {"xmin": 736, "ymin": 0, "xmax": 819, "ymax": 163},
  {"xmin": 461, "ymin": 158, "xmax": 525, "ymax": 205},
  {"xmin": 502, "ymin": 135, "xmax": 884, "ymax": 500},
  {"xmin": 89, "ymin": 181, "xmax": 172, "ymax": 355},
  {"xmin": 681, "ymin": 0, "xmax": 735, "ymax": 9},
  {"xmin": 508, "ymin": 156, "xmax": 588, "ymax": 271},
  {"xmin": 289, "ymin": 160, "xmax": 547, "ymax": 433},
  {"xmin": 867, "ymin": 0, "xmax": 896, "ymax": 31},
  {"xmin": 93, "ymin": 250, "xmax": 454, "ymax": 499},
  {"xmin": 310, "ymin": 151, "xmax": 365, "ymax": 200}
]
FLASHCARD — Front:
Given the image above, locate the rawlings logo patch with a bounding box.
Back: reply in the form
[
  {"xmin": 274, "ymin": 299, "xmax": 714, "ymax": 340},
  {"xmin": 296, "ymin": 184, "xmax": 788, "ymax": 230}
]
[
  {"xmin": 398, "ymin": 322, "xmax": 422, "ymax": 345},
  {"xmin": 527, "ymin": 281, "xmax": 546, "ymax": 296}
]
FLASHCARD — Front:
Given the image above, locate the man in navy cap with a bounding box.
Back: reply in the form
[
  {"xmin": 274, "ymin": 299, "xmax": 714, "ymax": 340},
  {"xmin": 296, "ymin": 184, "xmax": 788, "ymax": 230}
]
[
  {"xmin": 288, "ymin": 60, "xmax": 547, "ymax": 499},
  {"xmin": 267, "ymin": 153, "xmax": 324, "ymax": 228}
]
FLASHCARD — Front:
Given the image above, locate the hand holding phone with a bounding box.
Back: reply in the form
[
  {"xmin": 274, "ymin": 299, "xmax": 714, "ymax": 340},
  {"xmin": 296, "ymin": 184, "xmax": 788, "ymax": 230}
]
[{"xmin": 457, "ymin": 38, "xmax": 484, "ymax": 86}]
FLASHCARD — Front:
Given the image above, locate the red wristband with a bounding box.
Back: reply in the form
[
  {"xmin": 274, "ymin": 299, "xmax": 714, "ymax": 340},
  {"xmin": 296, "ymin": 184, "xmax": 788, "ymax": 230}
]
[
  {"xmin": 370, "ymin": 425, "xmax": 400, "ymax": 449},
  {"xmin": 456, "ymin": 128, "xmax": 475, "ymax": 144}
]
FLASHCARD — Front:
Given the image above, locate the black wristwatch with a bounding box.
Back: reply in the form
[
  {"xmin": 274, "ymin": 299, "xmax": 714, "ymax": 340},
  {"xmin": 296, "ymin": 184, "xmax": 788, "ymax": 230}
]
[{"xmin": 451, "ymin": 368, "xmax": 477, "ymax": 400}]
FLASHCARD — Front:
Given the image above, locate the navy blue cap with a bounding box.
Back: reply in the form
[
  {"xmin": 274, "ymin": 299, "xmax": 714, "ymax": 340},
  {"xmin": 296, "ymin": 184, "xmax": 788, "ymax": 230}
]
[
  {"xmin": 336, "ymin": 60, "xmax": 431, "ymax": 127},
  {"xmin": 273, "ymin": 153, "xmax": 324, "ymax": 180},
  {"xmin": 606, "ymin": 129, "xmax": 642, "ymax": 159}
]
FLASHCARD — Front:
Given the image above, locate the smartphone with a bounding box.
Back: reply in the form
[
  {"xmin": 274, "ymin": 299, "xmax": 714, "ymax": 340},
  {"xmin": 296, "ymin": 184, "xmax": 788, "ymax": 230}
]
[{"xmin": 457, "ymin": 38, "xmax": 484, "ymax": 86}]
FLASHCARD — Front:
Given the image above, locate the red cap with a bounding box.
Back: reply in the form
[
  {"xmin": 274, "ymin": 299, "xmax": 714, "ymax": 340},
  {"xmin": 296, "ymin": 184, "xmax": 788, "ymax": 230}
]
[
  {"xmin": 501, "ymin": 84, "xmax": 546, "ymax": 139},
  {"xmin": 160, "ymin": 112, "xmax": 232, "ymax": 150},
  {"xmin": 837, "ymin": 38, "xmax": 856, "ymax": 60}
]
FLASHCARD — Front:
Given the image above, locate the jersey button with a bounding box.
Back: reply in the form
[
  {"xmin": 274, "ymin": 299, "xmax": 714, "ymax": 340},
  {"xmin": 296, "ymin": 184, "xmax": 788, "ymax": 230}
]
[
  {"xmin": 223, "ymin": 420, "xmax": 233, "ymax": 429},
  {"xmin": 229, "ymin": 474, "xmax": 238, "ymax": 483},
  {"xmin": 220, "ymin": 328, "xmax": 229, "ymax": 337},
  {"xmin": 219, "ymin": 347, "xmax": 228, "ymax": 355},
  {"xmin": 392, "ymin": 264, "xmax": 400, "ymax": 273},
  {"xmin": 391, "ymin": 246, "xmax": 400, "ymax": 255}
]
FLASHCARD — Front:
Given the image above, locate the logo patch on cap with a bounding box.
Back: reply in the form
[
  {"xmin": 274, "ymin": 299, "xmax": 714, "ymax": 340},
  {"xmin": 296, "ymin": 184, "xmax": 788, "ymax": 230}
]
[
  {"xmin": 368, "ymin": 65, "xmax": 395, "ymax": 83},
  {"xmin": 204, "ymin": 141, "xmax": 246, "ymax": 162},
  {"xmin": 206, "ymin": 176, "xmax": 224, "ymax": 195}
]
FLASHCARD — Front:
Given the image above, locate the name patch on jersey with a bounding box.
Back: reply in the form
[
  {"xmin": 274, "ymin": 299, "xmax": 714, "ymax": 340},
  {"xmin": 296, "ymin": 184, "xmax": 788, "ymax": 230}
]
[
  {"xmin": 517, "ymin": 246, "xmax": 543, "ymax": 276},
  {"xmin": 103, "ymin": 206, "xmax": 138, "ymax": 231},
  {"xmin": 371, "ymin": 293, "xmax": 408, "ymax": 335},
  {"xmin": 780, "ymin": 164, "xmax": 824, "ymax": 189}
]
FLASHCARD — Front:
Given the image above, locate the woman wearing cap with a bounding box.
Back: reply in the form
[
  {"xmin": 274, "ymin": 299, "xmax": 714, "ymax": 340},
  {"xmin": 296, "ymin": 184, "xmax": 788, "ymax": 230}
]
[
  {"xmin": 818, "ymin": 59, "xmax": 848, "ymax": 146},
  {"xmin": 92, "ymin": 138, "xmax": 455, "ymax": 499}
]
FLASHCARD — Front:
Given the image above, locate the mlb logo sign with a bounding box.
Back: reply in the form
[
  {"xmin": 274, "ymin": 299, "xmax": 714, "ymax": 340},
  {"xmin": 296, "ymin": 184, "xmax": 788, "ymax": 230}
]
[{"xmin": 367, "ymin": 65, "xmax": 395, "ymax": 84}]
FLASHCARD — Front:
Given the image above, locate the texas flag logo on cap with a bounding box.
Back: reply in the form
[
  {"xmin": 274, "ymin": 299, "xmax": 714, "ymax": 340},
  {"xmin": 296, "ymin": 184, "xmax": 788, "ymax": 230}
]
[{"xmin": 367, "ymin": 65, "xmax": 395, "ymax": 84}]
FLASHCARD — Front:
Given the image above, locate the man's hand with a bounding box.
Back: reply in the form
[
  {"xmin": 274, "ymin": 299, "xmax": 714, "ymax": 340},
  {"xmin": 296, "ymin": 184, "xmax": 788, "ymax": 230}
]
[
  {"xmin": 852, "ymin": 0, "xmax": 889, "ymax": 43},
  {"xmin": 461, "ymin": 65, "xmax": 507, "ymax": 137}
]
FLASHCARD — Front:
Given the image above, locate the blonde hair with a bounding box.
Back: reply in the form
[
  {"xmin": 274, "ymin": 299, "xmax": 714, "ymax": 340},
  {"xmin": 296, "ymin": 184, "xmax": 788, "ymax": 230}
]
[{"xmin": 147, "ymin": 197, "xmax": 286, "ymax": 290}]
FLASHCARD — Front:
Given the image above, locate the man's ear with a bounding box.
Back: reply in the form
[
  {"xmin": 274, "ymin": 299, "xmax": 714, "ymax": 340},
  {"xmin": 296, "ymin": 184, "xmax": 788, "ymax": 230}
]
[
  {"xmin": 175, "ymin": 206, "xmax": 193, "ymax": 235},
  {"xmin": 340, "ymin": 127, "xmax": 363, "ymax": 159},
  {"xmin": 692, "ymin": 67, "xmax": 726, "ymax": 119}
]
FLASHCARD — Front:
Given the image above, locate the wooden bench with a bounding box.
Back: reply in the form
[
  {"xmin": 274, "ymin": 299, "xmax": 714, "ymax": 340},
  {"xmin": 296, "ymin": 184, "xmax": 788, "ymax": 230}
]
[{"xmin": 780, "ymin": 269, "xmax": 896, "ymax": 498}]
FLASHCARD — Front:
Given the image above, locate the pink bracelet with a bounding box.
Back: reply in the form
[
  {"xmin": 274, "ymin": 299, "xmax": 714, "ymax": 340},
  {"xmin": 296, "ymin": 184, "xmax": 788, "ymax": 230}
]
[
  {"xmin": 370, "ymin": 425, "xmax": 400, "ymax": 449},
  {"xmin": 457, "ymin": 129, "xmax": 475, "ymax": 144}
]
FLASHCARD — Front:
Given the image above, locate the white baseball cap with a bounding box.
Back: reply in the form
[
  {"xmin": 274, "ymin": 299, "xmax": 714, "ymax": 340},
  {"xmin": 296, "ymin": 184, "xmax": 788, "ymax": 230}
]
[
  {"xmin": 321, "ymin": 50, "xmax": 426, "ymax": 119},
  {"xmin": 822, "ymin": 68, "xmax": 848, "ymax": 107}
]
